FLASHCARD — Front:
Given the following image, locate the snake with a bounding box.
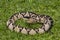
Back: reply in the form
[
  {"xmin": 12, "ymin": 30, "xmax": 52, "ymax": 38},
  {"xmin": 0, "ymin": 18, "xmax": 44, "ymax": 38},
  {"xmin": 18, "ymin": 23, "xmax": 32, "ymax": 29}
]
[{"xmin": 7, "ymin": 12, "xmax": 53, "ymax": 35}]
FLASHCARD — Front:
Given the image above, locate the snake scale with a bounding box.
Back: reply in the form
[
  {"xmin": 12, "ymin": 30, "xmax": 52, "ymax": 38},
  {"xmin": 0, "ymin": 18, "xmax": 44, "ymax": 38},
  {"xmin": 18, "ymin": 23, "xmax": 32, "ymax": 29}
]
[{"xmin": 7, "ymin": 12, "xmax": 53, "ymax": 35}]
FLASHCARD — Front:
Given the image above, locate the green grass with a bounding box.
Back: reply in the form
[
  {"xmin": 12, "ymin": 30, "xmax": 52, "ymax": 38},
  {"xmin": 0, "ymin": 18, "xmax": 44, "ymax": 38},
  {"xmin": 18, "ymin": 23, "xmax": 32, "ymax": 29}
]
[
  {"xmin": 15, "ymin": 19, "xmax": 41, "ymax": 29},
  {"xmin": 0, "ymin": 0, "xmax": 60, "ymax": 40}
]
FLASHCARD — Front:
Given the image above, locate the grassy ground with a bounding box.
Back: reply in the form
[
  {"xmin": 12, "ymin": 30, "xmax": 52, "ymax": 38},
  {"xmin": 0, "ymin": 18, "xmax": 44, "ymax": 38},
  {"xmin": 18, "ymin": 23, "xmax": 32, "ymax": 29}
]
[{"xmin": 0, "ymin": 0, "xmax": 60, "ymax": 40}]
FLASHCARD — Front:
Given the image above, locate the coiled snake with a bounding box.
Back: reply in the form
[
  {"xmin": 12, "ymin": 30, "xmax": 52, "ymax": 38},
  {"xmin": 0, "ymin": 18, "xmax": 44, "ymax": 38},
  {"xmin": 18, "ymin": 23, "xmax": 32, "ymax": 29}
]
[{"xmin": 7, "ymin": 12, "xmax": 53, "ymax": 35}]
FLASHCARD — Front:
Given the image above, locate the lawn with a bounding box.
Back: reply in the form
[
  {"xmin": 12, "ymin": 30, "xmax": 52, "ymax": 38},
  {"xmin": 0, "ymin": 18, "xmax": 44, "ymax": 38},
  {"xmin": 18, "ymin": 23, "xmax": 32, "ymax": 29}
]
[{"xmin": 0, "ymin": 0, "xmax": 60, "ymax": 40}]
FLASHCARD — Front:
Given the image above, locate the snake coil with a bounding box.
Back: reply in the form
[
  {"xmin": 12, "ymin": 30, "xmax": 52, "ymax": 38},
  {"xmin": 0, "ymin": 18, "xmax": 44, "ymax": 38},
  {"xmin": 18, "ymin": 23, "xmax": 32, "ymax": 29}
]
[{"xmin": 7, "ymin": 12, "xmax": 53, "ymax": 35}]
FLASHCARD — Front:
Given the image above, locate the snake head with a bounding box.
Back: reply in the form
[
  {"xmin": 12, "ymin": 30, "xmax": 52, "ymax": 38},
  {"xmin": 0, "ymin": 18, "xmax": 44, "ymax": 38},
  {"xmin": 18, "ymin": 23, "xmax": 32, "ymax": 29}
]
[{"xmin": 26, "ymin": 18, "xmax": 37, "ymax": 23}]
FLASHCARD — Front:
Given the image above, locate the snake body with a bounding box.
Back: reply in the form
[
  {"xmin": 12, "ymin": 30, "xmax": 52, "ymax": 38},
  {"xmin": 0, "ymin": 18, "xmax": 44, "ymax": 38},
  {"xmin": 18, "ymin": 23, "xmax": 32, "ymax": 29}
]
[{"xmin": 7, "ymin": 12, "xmax": 53, "ymax": 35}]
